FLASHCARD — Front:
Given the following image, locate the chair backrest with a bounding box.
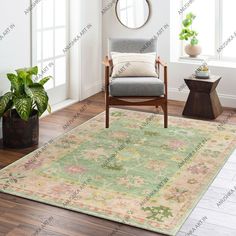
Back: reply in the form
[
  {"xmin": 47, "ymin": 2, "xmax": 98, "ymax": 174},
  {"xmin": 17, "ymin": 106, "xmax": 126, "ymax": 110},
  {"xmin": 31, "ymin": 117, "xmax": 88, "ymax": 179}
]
[{"xmin": 108, "ymin": 38, "xmax": 157, "ymax": 58}]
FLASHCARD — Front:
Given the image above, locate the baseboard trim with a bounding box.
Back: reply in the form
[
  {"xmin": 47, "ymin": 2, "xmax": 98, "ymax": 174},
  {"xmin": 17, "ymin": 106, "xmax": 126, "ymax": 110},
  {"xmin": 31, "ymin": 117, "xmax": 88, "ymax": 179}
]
[
  {"xmin": 82, "ymin": 82, "xmax": 103, "ymax": 100},
  {"xmin": 169, "ymin": 88, "xmax": 236, "ymax": 108}
]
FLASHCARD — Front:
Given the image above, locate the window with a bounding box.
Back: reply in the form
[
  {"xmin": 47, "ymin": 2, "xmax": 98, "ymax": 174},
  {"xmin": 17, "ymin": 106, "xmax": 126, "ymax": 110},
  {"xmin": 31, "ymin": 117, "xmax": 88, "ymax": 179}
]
[
  {"xmin": 33, "ymin": 0, "xmax": 68, "ymax": 93},
  {"xmin": 222, "ymin": 0, "xmax": 236, "ymax": 60},
  {"xmin": 181, "ymin": 0, "xmax": 236, "ymax": 61}
]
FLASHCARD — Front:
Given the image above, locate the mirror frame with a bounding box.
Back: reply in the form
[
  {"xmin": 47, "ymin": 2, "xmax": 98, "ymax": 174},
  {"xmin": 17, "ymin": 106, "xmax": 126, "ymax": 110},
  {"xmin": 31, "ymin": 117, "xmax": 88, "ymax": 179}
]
[{"xmin": 115, "ymin": 0, "xmax": 151, "ymax": 29}]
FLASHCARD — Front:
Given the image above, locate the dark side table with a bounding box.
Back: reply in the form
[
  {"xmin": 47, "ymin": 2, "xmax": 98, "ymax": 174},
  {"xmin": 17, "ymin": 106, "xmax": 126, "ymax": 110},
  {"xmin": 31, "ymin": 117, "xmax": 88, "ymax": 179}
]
[{"xmin": 183, "ymin": 75, "xmax": 223, "ymax": 119}]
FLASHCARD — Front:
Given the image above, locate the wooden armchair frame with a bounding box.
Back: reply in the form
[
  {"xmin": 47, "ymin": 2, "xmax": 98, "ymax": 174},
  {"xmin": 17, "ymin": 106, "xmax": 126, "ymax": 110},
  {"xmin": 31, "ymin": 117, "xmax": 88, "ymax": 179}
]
[{"xmin": 103, "ymin": 56, "xmax": 168, "ymax": 128}]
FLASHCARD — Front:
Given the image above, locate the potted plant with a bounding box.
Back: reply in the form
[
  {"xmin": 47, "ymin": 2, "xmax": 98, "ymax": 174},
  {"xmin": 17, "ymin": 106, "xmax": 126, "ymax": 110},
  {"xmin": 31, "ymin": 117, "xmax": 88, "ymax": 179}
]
[
  {"xmin": 195, "ymin": 63, "xmax": 210, "ymax": 79},
  {"xmin": 0, "ymin": 66, "xmax": 52, "ymax": 148},
  {"xmin": 179, "ymin": 13, "xmax": 202, "ymax": 57}
]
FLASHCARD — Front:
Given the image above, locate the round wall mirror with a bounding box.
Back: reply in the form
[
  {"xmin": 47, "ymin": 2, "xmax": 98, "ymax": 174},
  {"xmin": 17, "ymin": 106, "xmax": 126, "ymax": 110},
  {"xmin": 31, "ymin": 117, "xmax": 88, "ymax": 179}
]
[{"xmin": 116, "ymin": 0, "xmax": 150, "ymax": 29}]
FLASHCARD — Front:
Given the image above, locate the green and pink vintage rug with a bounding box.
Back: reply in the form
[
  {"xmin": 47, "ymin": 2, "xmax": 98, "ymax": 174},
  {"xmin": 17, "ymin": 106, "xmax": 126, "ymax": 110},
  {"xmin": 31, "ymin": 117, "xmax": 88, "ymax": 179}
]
[{"xmin": 0, "ymin": 109, "xmax": 236, "ymax": 235}]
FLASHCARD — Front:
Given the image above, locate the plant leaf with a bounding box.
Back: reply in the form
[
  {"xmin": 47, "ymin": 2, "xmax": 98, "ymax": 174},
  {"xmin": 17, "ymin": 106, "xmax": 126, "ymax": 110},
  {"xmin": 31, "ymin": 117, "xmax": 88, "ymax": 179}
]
[
  {"xmin": 16, "ymin": 70, "xmax": 34, "ymax": 86},
  {"xmin": 182, "ymin": 19, "xmax": 192, "ymax": 27},
  {"xmin": 25, "ymin": 84, "xmax": 49, "ymax": 116},
  {"xmin": 13, "ymin": 97, "xmax": 32, "ymax": 121},
  {"xmin": 4, "ymin": 100, "xmax": 13, "ymax": 114},
  {"xmin": 17, "ymin": 70, "xmax": 28, "ymax": 80},
  {"xmin": 186, "ymin": 13, "xmax": 196, "ymax": 20},
  {"xmin": 38, "ymin": 76, "xmax": 52, "ymax": 86},
  {"xmin": 25, "ymin": 74, "xmax": 34, "ymax": 86},
  {"xmin": 191, "ymin": 37, "xmax": 199, "ymax": 45},
  {"xmin": 7, "ymin": 73, "xmax": 22, "ymax": 94},
  {"xmin": 47, "ymin": 104, "xmax": 52, "ymax": 113},
  {"xmin": 27, "ymin": 66, "xmax": 38, "ymax": 75},
  {"xmin": 16, "ymin": 67, "xmax": 35, "ymax": 86},
  {"xmin": 0, "ymin": 92, "xmax": 12, "ymax": 116},
  {"xmin": 15, "ymin": 68, "xmax": 27, "ymax": 79},
  {"xmin": 16, "ymin": 66, "xmax": 38, "ymax": 76}
]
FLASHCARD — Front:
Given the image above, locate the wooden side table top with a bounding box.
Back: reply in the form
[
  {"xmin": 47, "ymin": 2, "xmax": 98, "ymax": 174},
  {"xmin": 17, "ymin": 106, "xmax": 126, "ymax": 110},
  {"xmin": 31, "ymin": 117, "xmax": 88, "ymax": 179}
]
[{"xmin": 185, "ymin": 75, "xmax": 221, "ymax": 83}]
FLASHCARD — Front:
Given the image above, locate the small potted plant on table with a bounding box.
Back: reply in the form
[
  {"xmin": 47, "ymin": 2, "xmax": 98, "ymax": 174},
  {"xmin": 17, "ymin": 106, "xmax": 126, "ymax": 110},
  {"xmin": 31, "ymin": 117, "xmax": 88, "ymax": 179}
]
[
  {"xmin": 195, "ymin": 65, "xmax": 210, "ymax": 79},
  {"xmin": 179, "ymin": 13, "xmax": 202, "ymax": 57},
  {"xmin": 0, "ymin": 66, "xmax": 52, "ymax": 148}
]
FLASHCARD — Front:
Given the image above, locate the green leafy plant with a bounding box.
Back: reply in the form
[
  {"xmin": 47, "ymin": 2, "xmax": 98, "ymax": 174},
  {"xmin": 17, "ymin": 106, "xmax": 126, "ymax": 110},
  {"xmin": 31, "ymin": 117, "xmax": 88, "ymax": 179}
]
[
  {"xmin": 0, "ymin": 66, "xmax": 52, "ymax": 121},
  {"xmin": 179, "ymin": 13, "xmax": 199, "ymax": 46}
]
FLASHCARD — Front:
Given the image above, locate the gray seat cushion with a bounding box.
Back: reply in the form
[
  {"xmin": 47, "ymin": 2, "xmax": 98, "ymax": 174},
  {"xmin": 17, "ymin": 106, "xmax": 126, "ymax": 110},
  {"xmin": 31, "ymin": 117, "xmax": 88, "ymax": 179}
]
[{"xmin": 109, "ymin": 77, "xmax": 164, "ymax": 97}]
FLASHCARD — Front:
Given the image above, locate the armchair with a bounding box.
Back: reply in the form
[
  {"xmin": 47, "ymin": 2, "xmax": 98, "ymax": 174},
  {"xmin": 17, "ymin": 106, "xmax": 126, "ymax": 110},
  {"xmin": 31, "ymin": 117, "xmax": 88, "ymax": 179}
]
[{"xmin": 103, "ymin": 38, "xmax": 168, "ymax": 128}]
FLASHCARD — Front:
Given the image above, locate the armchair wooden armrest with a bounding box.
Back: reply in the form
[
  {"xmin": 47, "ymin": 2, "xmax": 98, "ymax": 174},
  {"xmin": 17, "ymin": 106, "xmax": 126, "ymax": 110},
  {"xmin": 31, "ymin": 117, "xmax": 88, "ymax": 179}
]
[
  {"xmin": 156, "ymin": 58, "xmax": 167, "ymax": 68},
  {"xmin": 156, "ymin": 57, "xmax": 168, "ymax": 98},
  {"xmin": 103, "ymin": 56, "xmax": 112, "ymax": 95},
  {"xmin": 102, "ymin": 56, "xmax": 113, "ymax": 67},
  {"xmin": 102, "ymin": 56, "xmax": 110, "ymax": 67}
]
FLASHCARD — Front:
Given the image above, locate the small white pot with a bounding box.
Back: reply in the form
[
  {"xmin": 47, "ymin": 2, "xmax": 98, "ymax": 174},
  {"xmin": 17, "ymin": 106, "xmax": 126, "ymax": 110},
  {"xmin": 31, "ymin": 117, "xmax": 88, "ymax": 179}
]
[
  {"xmin": 185, "ymin": 44, "xmax": 202, "ymax": 57},
  {"xmin": 195, "ymin": 70, "xmax": 210, "ymax": 79}
]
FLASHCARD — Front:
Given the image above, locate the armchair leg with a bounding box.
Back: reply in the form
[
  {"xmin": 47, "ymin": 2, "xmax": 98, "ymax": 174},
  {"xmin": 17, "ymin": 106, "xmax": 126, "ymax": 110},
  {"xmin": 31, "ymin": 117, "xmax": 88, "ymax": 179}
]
[
  {"xmin": 161, "ymin": 103, "xmax": 168, "ymax": 128},
  {"xmin": 106, "ymin": 104, "xmax": 109, "ymax": 128}
]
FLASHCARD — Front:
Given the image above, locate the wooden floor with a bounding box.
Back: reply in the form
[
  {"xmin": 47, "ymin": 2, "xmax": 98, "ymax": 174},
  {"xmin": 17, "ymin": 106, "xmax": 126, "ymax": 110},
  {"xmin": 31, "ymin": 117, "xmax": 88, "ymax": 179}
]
[{"xmin": 0, "ymin": 92, "xmax": 236, "ymax": 236}]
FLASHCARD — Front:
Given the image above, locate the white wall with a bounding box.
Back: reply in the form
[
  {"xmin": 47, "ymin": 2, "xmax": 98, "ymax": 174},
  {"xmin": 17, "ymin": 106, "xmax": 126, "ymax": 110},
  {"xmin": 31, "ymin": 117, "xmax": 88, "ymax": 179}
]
[
  {"xmin": 102, "ymin": 0, "xmax": 236, "ymax": 108},
  {"xmin": 0, "ymin": 0, "xmax": 31, "ymax": 94},
  {"xmin": 80, "ymin": 0, "xmax": 102, "ymax": 100},
  {"xmin": 69, "ymin": 0, "xmax": 102, "ymax": 101}
]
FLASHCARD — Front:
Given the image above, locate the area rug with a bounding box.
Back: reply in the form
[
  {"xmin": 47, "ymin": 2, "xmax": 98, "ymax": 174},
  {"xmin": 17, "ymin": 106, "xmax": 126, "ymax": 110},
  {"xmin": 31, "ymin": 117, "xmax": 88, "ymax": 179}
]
[{"xmin": 0, "ymin": 109, "xmax": 236, "ymax": 235}]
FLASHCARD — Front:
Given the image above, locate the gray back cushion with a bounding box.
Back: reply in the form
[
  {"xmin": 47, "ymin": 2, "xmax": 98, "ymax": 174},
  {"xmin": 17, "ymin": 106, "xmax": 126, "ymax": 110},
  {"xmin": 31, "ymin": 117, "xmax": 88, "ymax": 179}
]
[{"xmin": 108, "ymin": 38, "xmax": 157, "ymax": 57}]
